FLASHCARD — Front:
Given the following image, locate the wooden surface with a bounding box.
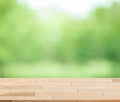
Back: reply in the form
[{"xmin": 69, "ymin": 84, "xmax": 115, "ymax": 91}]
[
  {"xmin": 0, "ymin": 78, "xmax": 120, "ymax": 101},
  {"xmin": 0, "ymin": 100, "xmax": 120, "ymax": 102}
]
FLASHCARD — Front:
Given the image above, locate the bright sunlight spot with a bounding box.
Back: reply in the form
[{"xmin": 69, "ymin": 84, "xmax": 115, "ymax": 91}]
[{"xmin": 25, "ymin": 0, "xmax": 111, "ymax": 17}]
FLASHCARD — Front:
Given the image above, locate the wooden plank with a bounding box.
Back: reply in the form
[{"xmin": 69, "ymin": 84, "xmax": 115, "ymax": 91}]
[
  {"xmin": 0, "ymin": 92, "xmax": 35, "ymax": 96},
  {"xmin": 12, "ymin": 100, "xmax": 120, "ymax": 102},
  {"xmin": 0, "ymin": 101, "xmax": 11, "ymax": 102},
  {"xmin": 0, "ymin": 78, "xmax": 120, "ymax": 100},
  {"xmin": 12, "ymin": 101, "xmax": 77, "ymax": 102},
  {"xmin": 112, "ymin": 78, "xmax": 120, "ymax": 82}
]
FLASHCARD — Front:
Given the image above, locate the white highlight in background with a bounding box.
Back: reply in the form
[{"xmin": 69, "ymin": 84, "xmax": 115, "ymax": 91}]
[{"xmin": 25, "ymin": 0, "xmax": 112, "ymax": 17}]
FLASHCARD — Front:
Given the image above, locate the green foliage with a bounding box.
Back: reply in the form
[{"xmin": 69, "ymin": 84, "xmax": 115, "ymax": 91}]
[
  {"xmin": 0, "ymin": 0, "xmax": 120, "ymax": 77},
  {"xmin": 0, "ymin": 0, "xmax": 43, "ymax": 65}
]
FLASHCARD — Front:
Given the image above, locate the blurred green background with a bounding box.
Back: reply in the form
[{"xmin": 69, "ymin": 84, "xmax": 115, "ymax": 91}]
[{"xmin": 0, "ymin": 0, "xmax": 120, "ymax": 78}]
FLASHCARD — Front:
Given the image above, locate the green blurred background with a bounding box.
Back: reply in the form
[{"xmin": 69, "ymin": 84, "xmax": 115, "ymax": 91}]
[{"xmin": 0, "ymin": 0, "xmax": 120, "ymax": 78}]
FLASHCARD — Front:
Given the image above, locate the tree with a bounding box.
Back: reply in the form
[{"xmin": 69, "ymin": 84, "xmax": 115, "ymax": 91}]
[{"xmin": 0, "ymin": 0, "xmax": 43, "ymax": 77}]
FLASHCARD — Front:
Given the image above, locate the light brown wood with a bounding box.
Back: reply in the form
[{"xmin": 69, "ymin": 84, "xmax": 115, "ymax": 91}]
[
  {"xmin": 112, "ymin": 78, "xmax": 120, "ymax": 82},
  {"xmin": 6, "ymin": 100, "xmax": 120, "ymax": 102},
  {"xmin": 0, "ymin": 78, "xmax": 120, "ymax": 101},
  {"xmin": 0, "ymin": 100, "xmax": 120, "ymax": 102},
  {"xmin": 0, "ymin": 101, "xmax": 11, "ymax": 102}
]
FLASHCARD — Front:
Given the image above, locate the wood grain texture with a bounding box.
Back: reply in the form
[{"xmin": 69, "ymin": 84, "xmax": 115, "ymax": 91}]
[
  {"xmin": 112, "ymin": 78, "xmax": 120, "ymax": 82},
  {"xmin": 5, "ymin": 100, "xmax": 120, "ymax": 102},
  {"xmin": 0, "ymin": 101, "xmax": 11, "ymax": 102},
  {"xmin": 0, "ymin": 78, "xmax": 120, "ymax": 100}
]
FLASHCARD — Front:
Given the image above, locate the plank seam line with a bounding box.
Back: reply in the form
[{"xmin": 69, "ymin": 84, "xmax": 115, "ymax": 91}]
[
  {"xmin": 41, "ymin": 85, "xmax": 43, "ymax": 89},
  {"xmin": 77, "ymin": 88, "xmax": 79, "ymax": 93},
  {"xmin": 52, "ymin": 95, "xmax": 54, "ymax": 100},
  {"xmin": 71, "ymin": 82, "xmax": 73, "ymax": 86},
  {"xmin": 102, "ymin": 92, "xmax": 105, "ymax": 98}
]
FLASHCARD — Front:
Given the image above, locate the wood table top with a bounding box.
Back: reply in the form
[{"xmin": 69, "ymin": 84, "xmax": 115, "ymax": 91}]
[{"xmin": 0, "ymin": 78, "xmax": 120, "ymax": 100}]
